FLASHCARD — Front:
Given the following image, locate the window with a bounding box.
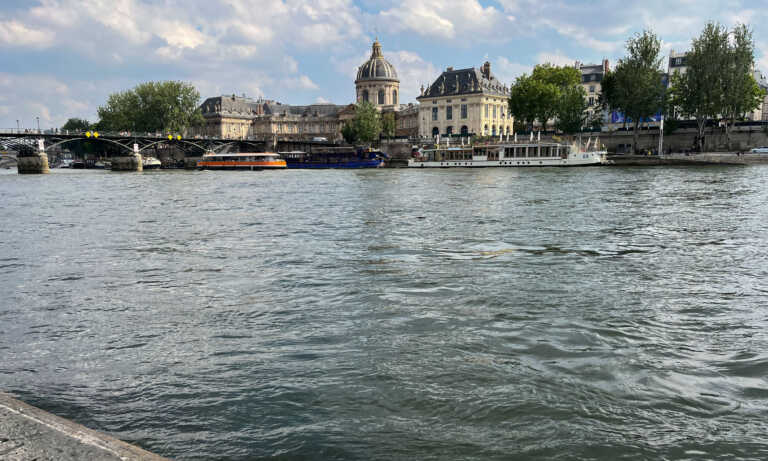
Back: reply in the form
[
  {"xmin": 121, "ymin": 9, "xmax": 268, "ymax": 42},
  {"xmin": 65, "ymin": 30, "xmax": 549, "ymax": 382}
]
[
  {"xmin": 493, "ymin": 105, "xmax": 497, "ymax": 119},
  {"xmin": 432, "ymin": 127, "xmax": 439, "ymax": 136},
  {"xmin": 446, "ymin": 126, "xmax": 453, "ymax": 135},
  {"xmin": 446, "ymin": 106, "xmax": 453, "ymax": 120},
  {"xmin": 393, "ymin": 90, "xmax": 397, "ymax": 105},
  {"xmin": 362, "ymin": 90, "xmax": 369, "ymax": 102},
  {"xmin": 378, "ymin": 90, "xmax": 385, "ymax": 104},
  {"xmin": 447, "ymin": 99, "xmax": 452, "ymax": 103},
  {"xmin": 461, "ymin": 104, "xmax": 467, "ymax": 119},
  {"xmin": 589, "ymin": 85, "xmax": 595, "ymax": 93},
  {"xmin": 485, "ymin": 104, "xmax": 489, "ymax": 117},
  {"xmin": 432, "ymin": 107, "xmax": 438, "ymax": 121},
  {"xmin": 460, "ymin": 125, "xmax": 468, "ymax": 135},
  {"xmin": 492, "ymin": 125, "xmax": 496, "ymax": 136},
  {"xmin": 588, "ymin": 97, "xmax": 595, "ymax": 106}
]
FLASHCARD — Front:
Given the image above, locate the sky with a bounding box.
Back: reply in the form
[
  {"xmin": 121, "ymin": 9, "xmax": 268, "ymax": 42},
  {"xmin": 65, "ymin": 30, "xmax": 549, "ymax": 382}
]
[{"xmin": 1, "ymin": 0, "xmax": 767, "ymax": 129}]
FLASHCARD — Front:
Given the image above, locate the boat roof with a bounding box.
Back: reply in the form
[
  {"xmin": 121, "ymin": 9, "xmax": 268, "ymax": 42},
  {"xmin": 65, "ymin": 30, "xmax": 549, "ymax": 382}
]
[{"xmin": 203, "ymin": 152, "xmax": 280, "ymax": 157}]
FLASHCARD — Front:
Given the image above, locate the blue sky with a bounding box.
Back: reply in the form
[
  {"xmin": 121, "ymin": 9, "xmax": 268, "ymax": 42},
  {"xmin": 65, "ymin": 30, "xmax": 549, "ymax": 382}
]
[{"xmin": 1, "ymin": 0, "xmax": 767, "ymax": 129}]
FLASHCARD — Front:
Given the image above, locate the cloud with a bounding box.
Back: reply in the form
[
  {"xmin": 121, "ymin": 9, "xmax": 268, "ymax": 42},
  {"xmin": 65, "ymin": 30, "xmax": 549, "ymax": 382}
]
[
  {"xmin": 285, "ymin": 75, "xmax": 319, "ymax": 90},
  {"xmin": 378, "ymin": 0, "xmax": 502, "ymax": 40},
  {"xmin": 0, "ymin": 20, "xmax": 55, "ymax": 48}
]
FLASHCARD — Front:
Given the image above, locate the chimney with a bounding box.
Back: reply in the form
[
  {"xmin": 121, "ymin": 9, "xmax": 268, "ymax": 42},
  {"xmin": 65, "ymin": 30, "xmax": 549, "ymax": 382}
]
[
  {"xmin": 603, "ymin": 59, "xmax": 609, "ymax": 73},
  {"xmin": 482, "ymin": 61, "xmax": 491, "ymax": 78}
]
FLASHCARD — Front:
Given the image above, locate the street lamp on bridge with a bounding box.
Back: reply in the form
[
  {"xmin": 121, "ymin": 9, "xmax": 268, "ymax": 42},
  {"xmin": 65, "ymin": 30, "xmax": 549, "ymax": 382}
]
[
  {"xmin": 16, "ymin": 120, "xmax": 19, "ymax": 133},
  {"xmin": 36, "ymin": 117, "xmax": 40, "ymax": 133}
]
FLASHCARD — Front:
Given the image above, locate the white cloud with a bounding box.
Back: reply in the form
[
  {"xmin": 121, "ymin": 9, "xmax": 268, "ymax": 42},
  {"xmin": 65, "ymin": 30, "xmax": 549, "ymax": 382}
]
[
  {"xmin": 536, "ymin": 51, "xmax": 577, "ymax": 67},
  {"xmin": 285, "ymin": 75, "xmax": 319, "ymax": 90},
  {"xmin": 378, "ymin": 0, "xmax": 502, "ymax": 40},
  {"xmin": 0, "ymin": 20, "xmax": 54, "ymax": 48}
]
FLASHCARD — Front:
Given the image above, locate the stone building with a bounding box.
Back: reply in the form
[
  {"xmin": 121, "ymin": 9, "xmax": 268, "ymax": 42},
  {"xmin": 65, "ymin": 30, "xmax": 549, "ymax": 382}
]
[
  {"xmin": 576, "ymin": 59, "xmax": 610, "ymax": 117},
  {"xmin": 355, "ymin": 40, "xmax": 400, "ymax": 110},
  {"xmin": 394, "ymin": 103, "xmax": 419, "ymax": 137},
  {"xmin": 417, "ymin": 62, "xmax": 512, "ymax": 137},
  {"xmin": 197, "ymin": 40, "xmax": 403, "ymax": 141},
  {"xmin": 199, "ymin": 94, "xmax": 267, "ymax": 139}
]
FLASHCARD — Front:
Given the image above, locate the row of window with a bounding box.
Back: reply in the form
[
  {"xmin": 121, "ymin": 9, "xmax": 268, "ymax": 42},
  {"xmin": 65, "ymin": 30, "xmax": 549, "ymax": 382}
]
[
  {"xmin": 430, "ymin": 125, "xmax": 511, "ymax": 136},
  {"xmin": 361, "ymin": 89, "xmax": 398, "ymax": 105},
  {"xmin": 431, "ymin": 104, "xmax": 510, "ymax": 121}
]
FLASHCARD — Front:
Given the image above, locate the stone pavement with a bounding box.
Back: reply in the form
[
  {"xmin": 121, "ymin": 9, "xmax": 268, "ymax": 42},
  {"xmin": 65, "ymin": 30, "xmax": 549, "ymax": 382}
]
[{"xmin": 0, "ymin": 392, "xmax": 167, "ymax": 460}]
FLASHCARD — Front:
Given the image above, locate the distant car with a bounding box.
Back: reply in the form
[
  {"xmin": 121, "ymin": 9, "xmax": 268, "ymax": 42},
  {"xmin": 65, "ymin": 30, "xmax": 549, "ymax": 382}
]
[
  {"xmin": 312, "ymin": 137, "xmax": 328, "ymax": 142},
  {"xmin": 750, "ymin": 146, "xmax": 768, "ymax": 153}
]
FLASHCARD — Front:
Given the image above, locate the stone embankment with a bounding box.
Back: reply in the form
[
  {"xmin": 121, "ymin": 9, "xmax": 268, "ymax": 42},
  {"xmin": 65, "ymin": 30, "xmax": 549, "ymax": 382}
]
[
  {"xmin": 608, "ymin": 152, "xmax": 768, "ymax": 166},
  {"xmin": 0, "ymin": 392, "xmax": 167, "ymax": 460}
]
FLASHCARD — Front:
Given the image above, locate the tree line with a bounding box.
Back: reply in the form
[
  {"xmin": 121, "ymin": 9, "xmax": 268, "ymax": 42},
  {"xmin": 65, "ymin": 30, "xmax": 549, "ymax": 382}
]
[
  {"xmin": 506, "ymin": 22, "xmax": 765, "ymax": 153},
  {"xmin": 62, "ymin": 81, "xmax": 204, "ymax": 135}
]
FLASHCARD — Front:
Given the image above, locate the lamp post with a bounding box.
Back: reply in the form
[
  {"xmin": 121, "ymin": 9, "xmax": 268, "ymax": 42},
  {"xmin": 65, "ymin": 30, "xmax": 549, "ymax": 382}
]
[
  {"xmin": 16, "ymin": 120, "xmax": 19, "ymax": 133},
  {"xmin": 36, "ymin": 117, "xmax": 40, "ymax": 133}
]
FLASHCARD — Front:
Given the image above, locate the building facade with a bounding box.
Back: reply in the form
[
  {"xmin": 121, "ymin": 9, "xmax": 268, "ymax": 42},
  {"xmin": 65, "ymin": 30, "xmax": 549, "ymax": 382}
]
[
  {"xmin": 417, "ymin": 62, "xmax": 512, "ymax": 137},
  {"xmin": 393, "ymin": 103, "xmax": 419, "ymax": 137},
  {"xmin": 576, "ymin": 59, "xmax": 610, "ymax": 118},
  {"xmin": 197, "ymin": 40, "xmax": 402, "ymax": 141}
]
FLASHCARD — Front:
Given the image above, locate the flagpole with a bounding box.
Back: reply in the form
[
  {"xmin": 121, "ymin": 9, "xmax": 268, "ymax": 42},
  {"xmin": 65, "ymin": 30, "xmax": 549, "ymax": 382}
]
[{"xmin": 658, "ymin": 115, "xmax": 664, "ymax": 156}]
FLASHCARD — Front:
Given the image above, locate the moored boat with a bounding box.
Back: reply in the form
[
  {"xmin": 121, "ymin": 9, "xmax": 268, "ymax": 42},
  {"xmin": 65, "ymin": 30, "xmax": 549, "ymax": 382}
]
[
  {"xmin": 142, "ymin": 156, "xmax": 162, "ymax": 170},
  {"xmin": 197, "ymin": 152, "xmax": 286, "ymax": 170},
  {"xmin": 408, "ymin": 139, "xmax": 606, "ymax": 168},
  {"xmin": 280, "ymin": 148, "xmax": 386, "ymax": 169}
]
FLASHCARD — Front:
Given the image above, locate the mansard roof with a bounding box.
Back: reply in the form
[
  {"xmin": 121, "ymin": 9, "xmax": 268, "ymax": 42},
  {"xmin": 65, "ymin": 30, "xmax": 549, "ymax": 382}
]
[{"xmin": 417, "ymin": 63, "xmax": 510, "ymax": 100}]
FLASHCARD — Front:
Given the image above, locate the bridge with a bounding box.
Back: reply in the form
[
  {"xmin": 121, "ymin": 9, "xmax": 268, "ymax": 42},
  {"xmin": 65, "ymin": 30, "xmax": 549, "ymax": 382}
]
[{"xmin": 0, "ymin": 129, "xmax": 344, "ymax": 173}]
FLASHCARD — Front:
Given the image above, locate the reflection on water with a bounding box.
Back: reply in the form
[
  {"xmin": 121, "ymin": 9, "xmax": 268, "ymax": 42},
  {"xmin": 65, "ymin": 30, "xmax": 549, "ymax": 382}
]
[{"xmin": 1, "ymin": 166, "xmax": 768, "ymax": 460}]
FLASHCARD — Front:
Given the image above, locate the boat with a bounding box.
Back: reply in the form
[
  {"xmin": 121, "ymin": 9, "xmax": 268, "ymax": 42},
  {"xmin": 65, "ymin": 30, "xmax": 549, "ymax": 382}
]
[
  {"xmin": 408, "ymin": 139, "xmax": 606, "ymax": 168},
  {"xmin": 71, "ymin": 160, "xmax": 86, "ymax": 169},
  {"xmin": 196, "ymin": 152, "xmax": 287, "ymax": 170},
  {"xmin": 142, "ymin": 156, "xmax": 162, "ymax": 170},
  {"xmin": 59, "ymin": 159, "xmax": 74, "ymax": 168},
  {"xmin": 280, "ymin": 148, "xmax": 386, "ymax": 168}
]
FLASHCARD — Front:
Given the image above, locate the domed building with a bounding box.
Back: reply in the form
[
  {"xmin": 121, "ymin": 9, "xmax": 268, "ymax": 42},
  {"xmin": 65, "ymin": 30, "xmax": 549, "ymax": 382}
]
[{"xmin": 355, "ymin": 39, "xmax": 399, "ymax": 109}]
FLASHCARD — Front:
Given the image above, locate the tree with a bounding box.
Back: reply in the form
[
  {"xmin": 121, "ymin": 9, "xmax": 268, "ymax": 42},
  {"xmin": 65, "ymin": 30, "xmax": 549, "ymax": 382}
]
[
  {"xmin": 669, "ymin": 23, "xmax": 729, "ymax": 151},
  {"xmin": 96, "ymin": 81, "xmax": 204, "ymax": 133},
  {"xmin": 61, "ymin": 118, "xmax": 92, "ymax": 132},
  {"xmin": 556, "ymin": 85, "xmax": 589, "ymax": 135},
  {"xmin": 508, "ymin": 64, "xmax": 584, "ymax": 133},
  {"xmin": 381, "ymin": 112, "xmax": 396, "ymax": 139},
  {"xmin": 721, "ymin": 24, "xmax": 765, "ymax": 147},
  {"xmin": 345, "ymin": 101, "xmax": 381, "ymax": 144},
  {"xmin": 601, "ymin": 30, "xmax": 666, "ymax": 153}
]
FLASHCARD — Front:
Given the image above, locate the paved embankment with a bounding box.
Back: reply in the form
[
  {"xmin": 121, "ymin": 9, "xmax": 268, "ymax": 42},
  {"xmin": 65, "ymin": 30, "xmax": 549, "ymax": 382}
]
[
  {"xmin": 608, "ymin": 152, "xmax": 768, "ymax": 166},
  {"xmin": 0, "ymin": 392, "xmax": 167, "ymax": 460}
]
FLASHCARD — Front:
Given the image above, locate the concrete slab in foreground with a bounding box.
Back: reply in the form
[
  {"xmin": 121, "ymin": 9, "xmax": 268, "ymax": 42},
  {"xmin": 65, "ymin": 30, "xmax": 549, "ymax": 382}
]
[{"xmin": 0, "ymin": 392, "xmax": 168, "ymax": 461}]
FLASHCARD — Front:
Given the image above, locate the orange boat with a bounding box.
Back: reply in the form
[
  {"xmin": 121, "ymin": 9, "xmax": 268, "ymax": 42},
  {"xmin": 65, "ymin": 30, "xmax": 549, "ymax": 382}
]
[{"xmin": 197, "ymin": 152, "xmax": 286, "ymax": 170}]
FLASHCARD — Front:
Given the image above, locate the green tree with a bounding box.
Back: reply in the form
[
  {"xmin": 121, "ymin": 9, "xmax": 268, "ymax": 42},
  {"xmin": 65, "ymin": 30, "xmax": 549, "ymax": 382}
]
[
  {"xmin": 509, "ymin": 64, "xmax": 584, "ymax": 133},
  {"xmin": 61, "ymin": 118, "xmax": 92, "ymax": 132},
  {"xmin": 381, "ymin": 112, "xmax": 396, "ymax": 139},
  {"xmin": 669, "ymin": 23, "xmax": 729, "ymax": 151},
  {"xmin": 96, "ymin": 81, "xmax": 204, "ymax": 134},
  {"xmin": 556, "ymin": 85, "xmax": 589, "ymax": 135},
  {"xmin": 341, "ymin": 123, "xmax": 357, "ymax": 144},
  {"xmin": 601, "ymin": 30, "xmax": 666, "ymax": 153},
  {"xmin": 722, "ymin": 24, "xmax": 765, "ymax": 146},
  {"xmin": 347, "ymin": 101, "xmax": 381, "ymax": 144}
]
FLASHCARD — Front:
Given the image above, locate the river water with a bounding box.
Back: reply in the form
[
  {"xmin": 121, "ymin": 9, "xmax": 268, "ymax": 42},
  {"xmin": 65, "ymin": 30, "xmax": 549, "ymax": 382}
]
[{"xmin": 1, "ymin": 166, "xmax": 768, "ymax": 460}]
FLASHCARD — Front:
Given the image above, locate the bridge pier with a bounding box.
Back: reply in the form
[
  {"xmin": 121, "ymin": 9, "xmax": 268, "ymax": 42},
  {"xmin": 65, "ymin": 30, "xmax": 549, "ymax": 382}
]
[
  {"xmin": 111, "ymin": 153, "xmax": 143, "ymax": 172},
  {"xmin": 17, "ymin": 152, "xmax": 50, "ymax": 174}
]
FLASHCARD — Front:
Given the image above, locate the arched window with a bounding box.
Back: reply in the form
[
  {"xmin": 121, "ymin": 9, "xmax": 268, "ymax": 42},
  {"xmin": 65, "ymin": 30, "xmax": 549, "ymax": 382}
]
[
  {"xmin": 492, "ymin": 125, "xmax": 497, "ymax": 136},
  {"xmin": 378, "ymin": 90, "xmax": 385, "ymax": 105},
  {"xmin": 362, "ymin": 90, "xmax": 369, "ymax": 102},
  {"xmin": 432, "ymin": 127, "xmax": 439, "ymax": 136},
  {"xmin": 446, "ymin": 126, "xmax": 453, "ymax": 135},
  {"xmin": 484, "ymin": 125, "xmax": 488, "ymax": 135},
  {"xmin": 393, "ymin": 89, "xmax": 398, "ymax": 105},
  {"xmin": 460, "ymin": 126, "xmax": 469, "ymax": 135},
  {"xmin": 506, "ymin": 126, "xmax": 511, "ymax": 134}
]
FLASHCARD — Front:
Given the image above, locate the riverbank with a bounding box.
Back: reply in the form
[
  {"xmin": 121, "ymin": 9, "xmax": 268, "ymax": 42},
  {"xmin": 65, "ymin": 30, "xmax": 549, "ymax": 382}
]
[
  {"xmin": 608, "ymin": 152, "xmax": 768, "ymax": 166},
  {"xmin": 0, "ymin": 392, "xmax": 166, "ymax": 460}
]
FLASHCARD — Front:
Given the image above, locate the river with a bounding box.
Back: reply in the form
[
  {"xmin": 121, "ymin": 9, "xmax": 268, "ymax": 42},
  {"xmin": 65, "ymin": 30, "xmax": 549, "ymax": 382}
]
[{"xmin": 1, "ymin": 166, "xmax": 767, "ymax": 460}]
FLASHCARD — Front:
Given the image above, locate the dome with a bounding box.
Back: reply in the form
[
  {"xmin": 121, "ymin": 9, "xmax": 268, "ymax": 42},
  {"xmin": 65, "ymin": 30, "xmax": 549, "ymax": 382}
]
[{"xmin": 355, "ymin": 40, "xmax": 399, "ymax": 83}]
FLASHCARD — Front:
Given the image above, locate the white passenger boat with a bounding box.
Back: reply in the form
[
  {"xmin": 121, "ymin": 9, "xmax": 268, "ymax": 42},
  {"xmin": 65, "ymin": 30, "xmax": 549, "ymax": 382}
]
[
  {"xmin": 142, "ymin": 156, "xmax": 162, "ymax": 169},
  {"xmin": 408, "ymin": 139, "xmax": 606, "ymax": 168}
]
